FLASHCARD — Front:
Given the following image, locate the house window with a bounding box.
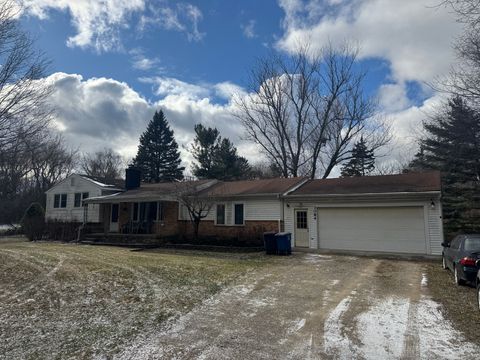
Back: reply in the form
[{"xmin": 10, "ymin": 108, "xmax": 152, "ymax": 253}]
[
  {"xmin": 74, "ymin": 193, "xmax": 82, "ymax": 207},
  {"xmin": 296, "ymin": 210, "xmax": 307, "ymax": 229},
  {"xmin": 54, "ymin": 194, "xmax": 60, "ymax": 208},
  {"xmin": 54, "ymin": 194, "xmax": 67, "ymax": 208},
  {"xmin": 149, "ymin": 201, "xmax": 157, "ymax": 221},
  {"xmin": 216, "ymin": 204, "xmax": 225, "ymax": 225},
  {"xmin": 132, "ymin": 202, "xmax": 164, "ymax": 222},
  {"xmin": 60, "ymin": 194, "xmax": 67, "ymax": 208},
  {"xmin": 132, "ymin": 203, "xmax": 139, "ymax": 221},
  {"xmin": 234, "ymin": 203, "xmax": 244, "ymax": 225},
  {"xmin": 75, "ymin": 192, "xmax": 89, "ymax": 207}
]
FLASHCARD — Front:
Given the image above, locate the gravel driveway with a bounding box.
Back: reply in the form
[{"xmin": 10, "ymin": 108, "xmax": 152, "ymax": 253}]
[{"xmin": 120, "ymin": 253, "xmax": 479, "ymax": 360}]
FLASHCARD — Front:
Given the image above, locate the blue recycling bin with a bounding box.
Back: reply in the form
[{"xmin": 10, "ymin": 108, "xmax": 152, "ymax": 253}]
[
  {"xmin": 263, "ymin": 231, "xmax": 277, "ymax": 255},
  {"xmin": 275, "ymin": 232, "xmax": 292, "ymax": 256}
]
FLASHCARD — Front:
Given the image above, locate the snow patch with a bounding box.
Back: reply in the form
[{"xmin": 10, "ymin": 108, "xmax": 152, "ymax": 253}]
[
  {"xmin": 324, "ymin": 297, "xmax": 356, "ymax": 358},
  {"xmin": 356, "ymin": 297, "xmax": 410, "ymax": 359},
  {"xmin": 331, "ymin": 279, "xmax": 340, "ymax": 286},
  {"xmin": 421, "ymin": 273, "xmax": 428, "ymax": 287},
  {"xmin": 304, "ymin": 254, "xmax": 332, "ymax": 263},
  {"xmin": 287, "ymin": 318, "xmax": 306, "ymax": 334},
  {"xmin": 418, "ymin": 298, "xmax": 479, "ymax": 359},
  {"xmin": 234, "ymin": 284, "xmax": 255, "ymax": 296}
]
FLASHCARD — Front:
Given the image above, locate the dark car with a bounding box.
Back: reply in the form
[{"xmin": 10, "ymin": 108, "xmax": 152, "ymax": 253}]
[
  {"xmin": 476, "ymin": 261, "xmax": 480, "ymax": 310},
  {"xmin": 442, "ymin": 234, "xmax": 480, "ymax": 285}
]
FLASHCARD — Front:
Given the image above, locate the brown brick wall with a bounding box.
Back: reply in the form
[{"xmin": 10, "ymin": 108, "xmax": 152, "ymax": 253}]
[
  {"xmin": 179, "ymin": 219, "xmax": 281, "ymax": 242},
  {"xmin": 101, "ymin": 200, "xmax": 281, "ymax": 243},
  {"xmin": 151, "ymin": 201, "xmax": 179, "ymax": 237}
]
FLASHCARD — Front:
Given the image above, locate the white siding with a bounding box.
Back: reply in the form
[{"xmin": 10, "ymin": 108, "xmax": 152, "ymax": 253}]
[
  {"xmin": 427, "ymin": 201, "xmax": 444, "ymax": 255},
  {"xmin": 178, "ymin": 198, "xmax": 282, "ymax": 225},
  {"xmin": 45, "ymin": 175, "xmax": 104, "ymax": 222},
  {"xmin": 245, "ymin": 199, "xmax": 281, "ymax": 221}
]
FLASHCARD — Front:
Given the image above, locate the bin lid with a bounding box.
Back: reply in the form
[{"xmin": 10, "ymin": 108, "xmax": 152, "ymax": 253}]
[{"xmin": 275, "ymin": 232, "xmax": 291, "ymax": 236}]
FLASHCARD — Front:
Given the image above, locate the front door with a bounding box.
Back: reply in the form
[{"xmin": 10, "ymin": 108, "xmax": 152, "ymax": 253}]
[
  {"xmin": 294, "ymin": 209, "xmax": 309, "ymax": 247},
  {"xmin": 110, "ymin": 204, "xmax": 119, "ymax": 232}
]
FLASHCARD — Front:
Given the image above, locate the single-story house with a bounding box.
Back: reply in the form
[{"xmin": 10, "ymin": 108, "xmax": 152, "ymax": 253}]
[
  {"xmin": 45, "ymin": 174, "xmax": 123, "ymax": 223},
  {"xmin": 82, "ymin": 170, "xmax": 443, "ymax": 255}
]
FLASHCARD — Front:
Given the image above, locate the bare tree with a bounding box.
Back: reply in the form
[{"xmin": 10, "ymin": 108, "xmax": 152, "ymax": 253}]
[
  {"xmin": 0, "ymin": 129, "xmax": 76, "ymax": 224},
  {"xmin": 234, "ymin": 42, "xmax": 389, "ymax": 179},
  {"xmin": 175, "ymin": 181, "xmax": 216, "ymax": 240},
  {"xmin": 81, "ymin": 148, "xmax": 124, "ymax": 183},
  {"xmin": 435, "ymin": 1, "xmax": 480, "ymax": 105},
  {"xmin": 26, "ymin": 133, "xmax": 77, "ymax": 191},
  {"xmin": 0, "ymin": 0, "xmax": 52, "ymax": 148}
]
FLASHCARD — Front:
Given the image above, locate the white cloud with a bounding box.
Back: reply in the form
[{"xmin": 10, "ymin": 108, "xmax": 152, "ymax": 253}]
[
  {"xmin": 138, "ymin": 2, "xmax": 205, "ymax": 42},
  {"xmin": 46, "ymin": 72, "xmax": 154, "ymax": 159},
  {"xmin": 21, "ymin": 0, "xmax": 144, "ymax": 52},
  {"xmin": 378, "ymin": 83, "xmax": 411, "ymax": 113},
  {"xmin": 277, "ymin": 0, "xmax": 462, "ymax": 84},
  {"xmin": 20, "ymin": 0, "xmax": 204, "ymax": 52},
  {"xmin": 46, "ymin": 73, "xmax": 255, "ymax": 173},
  {"xmin": 241, "ymin": 19, "xmax": 257, "ymax": 39},
  {"xmin": 129, "ymin": 49, "xmax": 161, "ymax": 71}
]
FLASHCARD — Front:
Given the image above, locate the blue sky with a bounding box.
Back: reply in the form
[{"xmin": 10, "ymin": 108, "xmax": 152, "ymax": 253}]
[{"xmin": 18, "ymin": 0, "xmax": 462, "ymax": 174}]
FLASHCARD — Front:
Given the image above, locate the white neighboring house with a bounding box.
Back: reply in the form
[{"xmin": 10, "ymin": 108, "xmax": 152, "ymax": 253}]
[{"xmin": 45, "ymin": 174, "xmax": 123, "ymax": 223}]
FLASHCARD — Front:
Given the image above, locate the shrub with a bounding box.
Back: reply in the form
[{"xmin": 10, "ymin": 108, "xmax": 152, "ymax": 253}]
[{"xmin": 21, "ymin": 203, "xmax": 45, "ymax": 241}]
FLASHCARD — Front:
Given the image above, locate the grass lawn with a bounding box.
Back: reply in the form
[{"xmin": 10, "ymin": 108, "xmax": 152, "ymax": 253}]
[
  {"xmin": 0, "ymin": 237, "xmax": 269, "ymax": 359},
  {"xmin": 425, "ymin": 261, "xmax": 480, "ymax": 345}
]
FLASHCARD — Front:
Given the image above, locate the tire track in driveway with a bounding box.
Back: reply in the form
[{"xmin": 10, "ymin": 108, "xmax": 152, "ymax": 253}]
[{"xmin": 117, "ymin": 254, "xmax": 381, "ymax": 360}]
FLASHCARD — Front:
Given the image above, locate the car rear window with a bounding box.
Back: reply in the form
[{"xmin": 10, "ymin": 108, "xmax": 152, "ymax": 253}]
[{"xmin": 464, "ymin": 237, "xmax": 480, "ymax": 251}]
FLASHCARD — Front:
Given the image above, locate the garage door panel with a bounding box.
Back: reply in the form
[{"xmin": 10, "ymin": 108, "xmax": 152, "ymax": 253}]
[{"xmin": 317, "ymin": 207, "xmax": 426, "ymax": 254}]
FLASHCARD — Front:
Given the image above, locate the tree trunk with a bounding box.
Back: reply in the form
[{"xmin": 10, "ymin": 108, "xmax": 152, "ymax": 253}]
[{"xmin": 193, "ymin": 218, "xmax": 200, "ymax": 240}]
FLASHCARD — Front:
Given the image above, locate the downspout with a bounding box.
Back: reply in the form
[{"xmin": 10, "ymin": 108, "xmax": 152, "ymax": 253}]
[
  {"xmin": 76, "ymin": 204, "xmax": 88, "ymax": 243},
  {"xmin": 279, "ymin": 194, "xmax": 284, "ymax": 233}
]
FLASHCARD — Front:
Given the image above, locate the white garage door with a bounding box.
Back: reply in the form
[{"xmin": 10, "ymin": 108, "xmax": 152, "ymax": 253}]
[{"xmin": 317, "ymin": 206, "xmax": 426, "ymax": 254}]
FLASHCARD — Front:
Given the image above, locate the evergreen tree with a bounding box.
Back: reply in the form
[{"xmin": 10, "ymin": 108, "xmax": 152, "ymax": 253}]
[
  {"xmin": 213, "ymin": 138, "xmax": 251, "ymax": 180},
  {"xmin": 133, "ymin": 110, "xmax": 184, "ymax": 182},
  {"xmin": 191, "ymin": 124, "xmax": 251, "ymax": 180},
  {"xmin": 191, "ymin": 124, "xmax": 219, "ymax": 179},
  {"xmin": 409, "ymin": 96, "xmax": 480, "ymax": 236},
  {"xmin": 340, "ymin": 136, "xmax": 375, "ymax": 177}
]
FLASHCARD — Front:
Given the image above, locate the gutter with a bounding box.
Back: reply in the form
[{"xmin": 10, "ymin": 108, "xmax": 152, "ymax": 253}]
[{"xmin": 284, "ymin": 190, "xmax": 441, "ymax": 198}]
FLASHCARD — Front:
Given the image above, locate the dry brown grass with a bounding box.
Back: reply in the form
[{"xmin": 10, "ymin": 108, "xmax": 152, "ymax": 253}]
[
  {"xmin": 425, "ymin": 261, "xmax": 480, "ymax": 345},
  {"xmin": 0, "ymin": 237, "xmax": 268, "ymax": 359}
]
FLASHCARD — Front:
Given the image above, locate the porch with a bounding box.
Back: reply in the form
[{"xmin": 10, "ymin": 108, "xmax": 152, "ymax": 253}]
[{"xmin": 91, "ymin": 200, "xmax": 181, "ymax": 236}]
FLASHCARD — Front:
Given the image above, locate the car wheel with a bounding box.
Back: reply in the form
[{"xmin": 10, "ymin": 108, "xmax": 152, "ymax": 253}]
[
  {"xmin": 454, "ymin": 265, "xmax": 465, "ymax": 286},
  {"xmin": 477, "ymin": 285, "xmax": 480, "ymax": 311},
  {"xmin": 442, "ymin": 255, "xmax": 447, "ymax": 270}
]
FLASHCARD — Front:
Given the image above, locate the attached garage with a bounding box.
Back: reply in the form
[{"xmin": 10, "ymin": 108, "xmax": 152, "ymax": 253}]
[
  {"xmin": 284, "ymin": 172, "xmax": 444, "ymax": 256},
  {"xmin": 316, "ymin": 206, "xmax": 426, "ymax": 254}
]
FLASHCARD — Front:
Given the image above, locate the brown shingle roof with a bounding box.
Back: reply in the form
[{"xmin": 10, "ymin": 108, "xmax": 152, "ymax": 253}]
[
  {"xmin": 200, "ymin": 177, "xmax": 307, "ymax": 197},
  {"xmin": 84, "ymin": 180, "xmax": 215, "ymax": 203},
  {"xmin": 288, "ymin": 171, "xmax": 441, "ymax": 196}
]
